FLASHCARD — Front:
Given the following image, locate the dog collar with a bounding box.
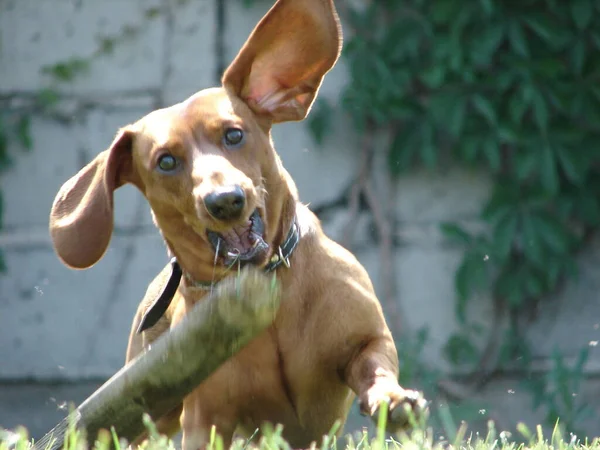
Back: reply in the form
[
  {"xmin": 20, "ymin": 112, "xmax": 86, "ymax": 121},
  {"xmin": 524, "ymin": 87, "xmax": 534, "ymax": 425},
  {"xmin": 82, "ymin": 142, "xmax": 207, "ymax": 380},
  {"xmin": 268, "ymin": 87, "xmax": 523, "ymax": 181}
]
[{"xmin": 137, "ymin": 217, "xmax": 300, "ymax": 333}]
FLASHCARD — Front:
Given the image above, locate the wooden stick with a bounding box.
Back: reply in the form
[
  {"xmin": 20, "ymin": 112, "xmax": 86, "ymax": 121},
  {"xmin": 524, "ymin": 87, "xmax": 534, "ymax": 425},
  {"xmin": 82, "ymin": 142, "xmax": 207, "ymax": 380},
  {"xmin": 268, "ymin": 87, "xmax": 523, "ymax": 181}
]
[{"xmin": 33, "ymin": 267, "xmax": 281, "ymax": 450}]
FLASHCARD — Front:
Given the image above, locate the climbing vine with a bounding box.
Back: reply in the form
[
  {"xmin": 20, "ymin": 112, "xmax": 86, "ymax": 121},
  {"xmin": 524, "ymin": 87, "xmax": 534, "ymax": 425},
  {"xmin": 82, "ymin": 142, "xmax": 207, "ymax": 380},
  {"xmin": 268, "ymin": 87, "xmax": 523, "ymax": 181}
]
[
  {"xmin": 304, "ymin": 0, "xmax": 600, "ymax": 436},
  {"xmin": 0, "ymin": 4, "xmax": 167, "ymax": 273}
]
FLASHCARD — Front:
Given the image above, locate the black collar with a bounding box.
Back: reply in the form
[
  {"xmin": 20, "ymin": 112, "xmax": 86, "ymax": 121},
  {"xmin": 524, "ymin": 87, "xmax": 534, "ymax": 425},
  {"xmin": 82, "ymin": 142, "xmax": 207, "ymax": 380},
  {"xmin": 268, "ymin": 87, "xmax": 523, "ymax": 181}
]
[{"xmin": 137, "ymin": 218, "xmax": 300, "ymax": 333}]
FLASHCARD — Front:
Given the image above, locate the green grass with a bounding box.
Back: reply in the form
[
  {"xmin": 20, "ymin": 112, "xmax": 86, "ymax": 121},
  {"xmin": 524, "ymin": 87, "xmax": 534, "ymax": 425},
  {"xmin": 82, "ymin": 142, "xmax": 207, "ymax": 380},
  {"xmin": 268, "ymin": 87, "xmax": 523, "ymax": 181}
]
[{"xmin": 1, "ymin": 404, "xmax": 599, "ymax": 450}]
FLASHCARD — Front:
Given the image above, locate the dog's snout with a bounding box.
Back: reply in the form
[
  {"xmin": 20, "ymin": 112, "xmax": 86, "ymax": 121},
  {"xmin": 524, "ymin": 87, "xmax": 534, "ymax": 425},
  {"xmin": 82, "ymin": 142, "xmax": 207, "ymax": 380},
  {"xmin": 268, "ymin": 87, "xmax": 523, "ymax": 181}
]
[{"xmin": 204, "ymin": 185, "xmax": 246, "ymax": 221}]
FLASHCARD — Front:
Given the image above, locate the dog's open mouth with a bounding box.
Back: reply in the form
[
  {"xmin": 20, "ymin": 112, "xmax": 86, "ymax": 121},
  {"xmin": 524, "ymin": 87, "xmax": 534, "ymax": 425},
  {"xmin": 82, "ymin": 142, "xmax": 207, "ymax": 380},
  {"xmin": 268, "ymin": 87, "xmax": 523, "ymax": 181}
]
[{"xmin": 207, "ymin": 210, "xmax": 269, "ymax": 266}]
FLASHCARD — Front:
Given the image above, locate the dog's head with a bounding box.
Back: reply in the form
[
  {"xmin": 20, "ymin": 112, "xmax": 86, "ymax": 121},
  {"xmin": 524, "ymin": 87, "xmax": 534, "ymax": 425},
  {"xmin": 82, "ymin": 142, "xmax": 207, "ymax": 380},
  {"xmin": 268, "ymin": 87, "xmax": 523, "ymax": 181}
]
[{"xmin": 49, "ymin": 0, "xmax": 342, "ymax": 274}]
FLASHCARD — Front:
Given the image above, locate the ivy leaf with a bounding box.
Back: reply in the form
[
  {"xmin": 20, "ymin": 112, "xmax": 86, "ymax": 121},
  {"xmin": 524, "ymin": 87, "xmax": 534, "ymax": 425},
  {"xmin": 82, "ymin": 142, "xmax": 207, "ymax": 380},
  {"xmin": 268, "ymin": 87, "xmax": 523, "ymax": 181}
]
[
  {"xmin": 479, "ymin": 0, "xmax": 494, "ymax": 16},
  {"xmin": 522, "ymin": 15, "xmax": 567, "ymax": 48},
  {"xmin": 531, "ymin": 213, "xmax": 572, "ymax": 254},
  {"xmin": 431, "ymin": 0, "xmax": 463, "ymax": 24},
  {"xmin": 420, "ymin": 122, "xmax": 437, "ymax": 168},
  {"xmin": 524, "ymin": 268, "xmax": 546, "ymax": 298},
  {"xmin": 420, "ymin": 66, "xmax": 447, "ymax": 89},
  {"xmin": 554, "ymin": 146, "xmax": 588, "ymax": 185},
  {"xmin": 540, "ymin": 145, "xmax": 559, "ymax": 194},
  {"xmin": 507, "ymin": 21, "xmax": 529, "ymax": 57},
  {"xmin": 532, "ymin": 90, "xmax": 549, "ymax": 133},
  {"xmin": 573, "ymin": 192, "xmax": 600, "ymax": 226},
  {"xmin": 440, "ymin": 222, "xmax": 473, "ymax": 245},
  {"xmin": 388, "ymin": 126, "xmax": 420, "ymax": 175},
  {"xmin": 482, "ymin": 184, "xmax": 519, "ymax": 223},
  {"xmin": 509, "ymin": 92, "xmax": 529, "ymax": 125},
  {"xmin": 522, "ymin": 213, "xmax": 546, "ymax": 267},
  {"xmin": 483, "ymin": 139, "xmax": 501, "ymax": 173},
  {"xmin": 0, "ymin": 122, "xmax": 9, "ymax": 171},
  {"xmin": 492, "ymin": 213, "xmax": 518, "ymax": 262},
  {"xmin": 571, "ymin": 0, "xmax": 592, "ymax": 30},
  {"xmin": 449, "ymin": 97, "xmax": 467, "ymax": 138},
  {"xmin": 307, "ymin": 98, "xmax": 333, "ymax": 146},
  {"xmin": 494, "ymin": 266, "xmax": 525, "ymax": 307},
  {"xmin": 471, "ymin": 22, "xmax": 505, "ymax": 66},
  {"xmin": 472, "ymin": 95, "xmax": 497, "ymax": 126},
  {"xmin": 515, "ymin": 150, "xmax": 538, "ymax": 181},
  {"xmin": 16, "ymin": 116, "xmax": 33, "ymax": 151},
  {"xmin": 455, "ymin": 248, "xmax": 489, "ymax": 322},
  {"xmin": 571, "ymin": 39, "xmax": 587, "ymax": 75},
  {"xmin": 457, "ymin": 136, "xmax": 480, "ymax": 164},
  {"xmin": 444, "ymin": 333, "xmax": 479, "ymax": 365}
]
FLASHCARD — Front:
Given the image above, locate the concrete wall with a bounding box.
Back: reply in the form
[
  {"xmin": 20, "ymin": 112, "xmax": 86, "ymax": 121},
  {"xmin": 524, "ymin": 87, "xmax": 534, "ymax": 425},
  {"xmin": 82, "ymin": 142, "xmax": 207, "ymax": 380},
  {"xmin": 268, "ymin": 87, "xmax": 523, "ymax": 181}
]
[{"xmin": 1, "ymin": 0, "xmax": 599, "ymax": 441}]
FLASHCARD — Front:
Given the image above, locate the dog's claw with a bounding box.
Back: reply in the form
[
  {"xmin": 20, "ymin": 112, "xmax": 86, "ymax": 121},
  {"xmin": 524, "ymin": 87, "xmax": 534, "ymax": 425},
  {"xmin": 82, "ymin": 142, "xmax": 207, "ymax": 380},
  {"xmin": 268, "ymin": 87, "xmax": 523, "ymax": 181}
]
[
  {"xmin": 361, "ymin": 387, "xmax": 428, "ymax": 431},
  {"xmin": 389, "ymin": 391, "xmax": 429, "ymax": 427}
]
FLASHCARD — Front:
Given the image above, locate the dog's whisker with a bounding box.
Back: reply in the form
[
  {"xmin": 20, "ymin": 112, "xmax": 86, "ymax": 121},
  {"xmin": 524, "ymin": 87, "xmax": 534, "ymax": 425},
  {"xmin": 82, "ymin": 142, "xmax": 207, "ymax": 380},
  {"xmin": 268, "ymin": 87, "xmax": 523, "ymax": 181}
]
[{"xmin": 210, "ymin": 238, "xmax": 221, "ymax": 294}]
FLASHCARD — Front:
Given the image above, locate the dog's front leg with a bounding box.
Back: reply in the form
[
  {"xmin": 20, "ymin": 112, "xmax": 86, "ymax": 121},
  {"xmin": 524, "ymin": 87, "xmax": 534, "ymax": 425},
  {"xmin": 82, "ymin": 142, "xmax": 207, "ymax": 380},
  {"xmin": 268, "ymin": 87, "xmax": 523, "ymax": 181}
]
[{"xmin": 344, "ymin": 337, "xmax": 428, "ymax": 431}]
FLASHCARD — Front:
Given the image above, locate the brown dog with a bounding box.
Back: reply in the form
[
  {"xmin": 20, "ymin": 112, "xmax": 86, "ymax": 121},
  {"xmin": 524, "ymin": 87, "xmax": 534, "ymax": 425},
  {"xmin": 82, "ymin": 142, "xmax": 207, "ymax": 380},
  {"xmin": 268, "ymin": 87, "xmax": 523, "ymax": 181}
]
[{"xmin": 49, "ymin": 0, "xmax": 427, "ymax": 448}]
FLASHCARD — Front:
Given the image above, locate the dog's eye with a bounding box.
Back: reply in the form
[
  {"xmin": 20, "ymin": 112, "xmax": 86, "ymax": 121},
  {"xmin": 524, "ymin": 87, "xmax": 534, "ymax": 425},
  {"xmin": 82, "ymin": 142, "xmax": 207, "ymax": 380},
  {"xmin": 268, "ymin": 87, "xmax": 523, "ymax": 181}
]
[
  {"xmin": 157, "ymin": 154, "xmax": 178, "ymax": 173},
  {"xmin": 223, "ymin": 128, "xmax": 244, "ymax": 148}
]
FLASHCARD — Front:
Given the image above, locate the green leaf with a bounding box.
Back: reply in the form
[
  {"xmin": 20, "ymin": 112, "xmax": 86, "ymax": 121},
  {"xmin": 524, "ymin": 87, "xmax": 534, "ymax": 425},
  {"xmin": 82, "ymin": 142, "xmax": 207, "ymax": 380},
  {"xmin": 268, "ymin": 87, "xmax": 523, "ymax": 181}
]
[
  {"xmin": 483, "ymin": 139, "xmax": 501, "ymax": 172},
  {"xmin": 0, "ymin": 251, "xmax": 5, "ymax": 273},
  {"xmin": 522, "ymin": 15, "xmax": 567, "ymax": 48},
  {"xmin": 472, "ymin": 95, "xmax": 497, "ymax": 126},
  {"xmin": 515, "ymin": 150, "xmax": 537, "ymax": 181},
  {"xmin": 479, "ymin": 0, "xmax": 494, "ymax": 16},
  {"xmin": 494, "ymin": 266, "xmax": 525, "ymax": 307},
  {"xmin": 0, "ymin": 120, "xmax": 9, "ymax": 172},
  {"xmin": 572, "ymin": 192, "xmax": 600, "ymax": 226},
  {"xmin": 540, "ymin": 145, "xmax": 559, "ymax": 194},
  {"xmin": 307, "ymin": 98, "xmax": 333, "ymax": 146},
  {"xmin": 455, "ymin": 258, "xmax": 472, "ymax": 320},
  {"xmin": 507, "ymin": 21, "xmax": 529, "ymax": 57},
  {"xmin": 521, "ymin": 214, "xmax": 546, "ymax": 266},
  {"xmin": 554, "ymin": 146, "xmax": 588, "ymax": 185},
  {"xmin": 531, "ymin": 213, "xmax": 572, "ymax": 254},
  {"xmin": 482, "ymin": 184, "xmax": 519, "ymax": 223},
  {"xmin": 471, "ymin": 22, "xmax": 504, "ymax": 66},
  {"xmin": 571, "ymin": 0, "xmax": 592, "ymax": 30},
  {"xmin": 492, "ymin": 213, "xmax": 517, "ymax": 262},
  {"xmin": 431, "ymin": 0, "xmax": 463, "ymax": 24},
  {"xmin": 16, "ymin": 116, "xmax": 33, "ymax": 151},
  {"xmin": 388, "ymin": 126, "xmax": 420, "ymax": 175},
  {"xmin": 443, "ymin": 333, "xmax": 479, "ymax": 365},
  {"xmin": 454, "ymin": 249, "xmax": 489, "ymax": 321},
  {"xmin": 532, "ymin": 90, "xmax": 549, "ymax": 133},
  {"xmin": 457, "ymin": 136, "xmax": 480, "ymax": 164},
  {"xmin": 36, "ymin": 88, "xmax": 60, "ymax": 109},
  {"xmin": 509, "ymin": 92, "xmax": 529, "ymax": 125},
  {"xmin": 449, "ymin": 97, "xmax": 467, "ymax": 138},
  {"xmin": 524, "ymin": 269, "xmax": 545, "ymax": 297},
  {"xmin": 420, "ymin": 122, "xmax": 437, "ymax": 168},
  {"xmin": 440, "ymin": 222, "xmax": 473, "ymax": 245},
  {"xmin": 420, "ymin": 66, "xmax": 446, "ymax": 89},
  {"xmin": 571, "ymin": 39, "xmax": 586, "ymax": 75},
  {"xmin": 41, "ymin": 57, "xmax": 90, "ymax": 83}
]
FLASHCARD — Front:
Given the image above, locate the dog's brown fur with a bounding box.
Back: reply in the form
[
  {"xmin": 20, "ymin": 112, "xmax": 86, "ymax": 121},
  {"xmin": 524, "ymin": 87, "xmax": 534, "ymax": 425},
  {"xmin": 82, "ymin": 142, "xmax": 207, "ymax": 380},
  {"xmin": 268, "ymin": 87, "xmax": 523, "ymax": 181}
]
[{"xmin": 49, "ymin": 1, "xmax": 426, "ymax": 449}]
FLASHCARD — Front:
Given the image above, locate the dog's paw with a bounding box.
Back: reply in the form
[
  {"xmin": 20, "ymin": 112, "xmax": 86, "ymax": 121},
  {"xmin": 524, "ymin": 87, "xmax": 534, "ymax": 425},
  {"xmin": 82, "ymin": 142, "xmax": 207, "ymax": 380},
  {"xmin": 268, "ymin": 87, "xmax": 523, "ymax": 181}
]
[{"xmin": 359, "ymin": 382, "xmax": 428, "ymax": 431}]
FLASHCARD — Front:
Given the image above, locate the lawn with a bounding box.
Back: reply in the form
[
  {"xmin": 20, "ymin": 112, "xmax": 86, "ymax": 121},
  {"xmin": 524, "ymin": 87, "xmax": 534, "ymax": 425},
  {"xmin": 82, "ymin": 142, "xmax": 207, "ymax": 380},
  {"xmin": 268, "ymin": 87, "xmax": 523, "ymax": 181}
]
[{"xmin": 1, "ymin": 404, "xmax": 598, "ymax": 450}]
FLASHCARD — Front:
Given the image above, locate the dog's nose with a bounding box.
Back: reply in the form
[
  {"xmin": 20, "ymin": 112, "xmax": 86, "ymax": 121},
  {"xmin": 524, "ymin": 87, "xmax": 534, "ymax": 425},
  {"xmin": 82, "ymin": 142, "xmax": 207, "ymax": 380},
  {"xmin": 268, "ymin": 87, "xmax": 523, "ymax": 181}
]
[{"xmin": 204, "ymin": 185, "xmax": 246, "ymax": 221}]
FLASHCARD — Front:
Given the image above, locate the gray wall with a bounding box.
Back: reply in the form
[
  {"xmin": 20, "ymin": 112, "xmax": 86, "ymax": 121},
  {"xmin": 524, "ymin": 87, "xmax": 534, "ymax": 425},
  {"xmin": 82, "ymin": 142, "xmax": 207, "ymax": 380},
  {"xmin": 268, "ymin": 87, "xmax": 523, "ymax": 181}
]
[{"xmin": 1, "ymin": 0, "xmax": 599, "ymax": 441}]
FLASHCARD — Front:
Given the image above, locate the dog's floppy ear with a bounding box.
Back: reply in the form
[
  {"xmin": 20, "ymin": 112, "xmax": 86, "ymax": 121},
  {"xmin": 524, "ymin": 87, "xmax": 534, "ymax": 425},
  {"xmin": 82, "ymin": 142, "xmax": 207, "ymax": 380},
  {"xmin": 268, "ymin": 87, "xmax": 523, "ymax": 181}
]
[
  {"xmin": 50, "ymin": 128, "xmax": 135, "ymax": 269},
  {"xmin": 222, "ymin": 0, "xmax": 342, "ymax": 123}
]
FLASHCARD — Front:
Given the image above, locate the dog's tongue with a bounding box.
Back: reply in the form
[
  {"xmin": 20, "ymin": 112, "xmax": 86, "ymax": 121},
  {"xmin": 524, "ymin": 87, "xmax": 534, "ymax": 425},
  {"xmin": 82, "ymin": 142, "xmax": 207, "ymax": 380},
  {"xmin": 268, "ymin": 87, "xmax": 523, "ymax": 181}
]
[{"xmin": 221, "ymin": 220, "xmax": 254, "ymax": 254}]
